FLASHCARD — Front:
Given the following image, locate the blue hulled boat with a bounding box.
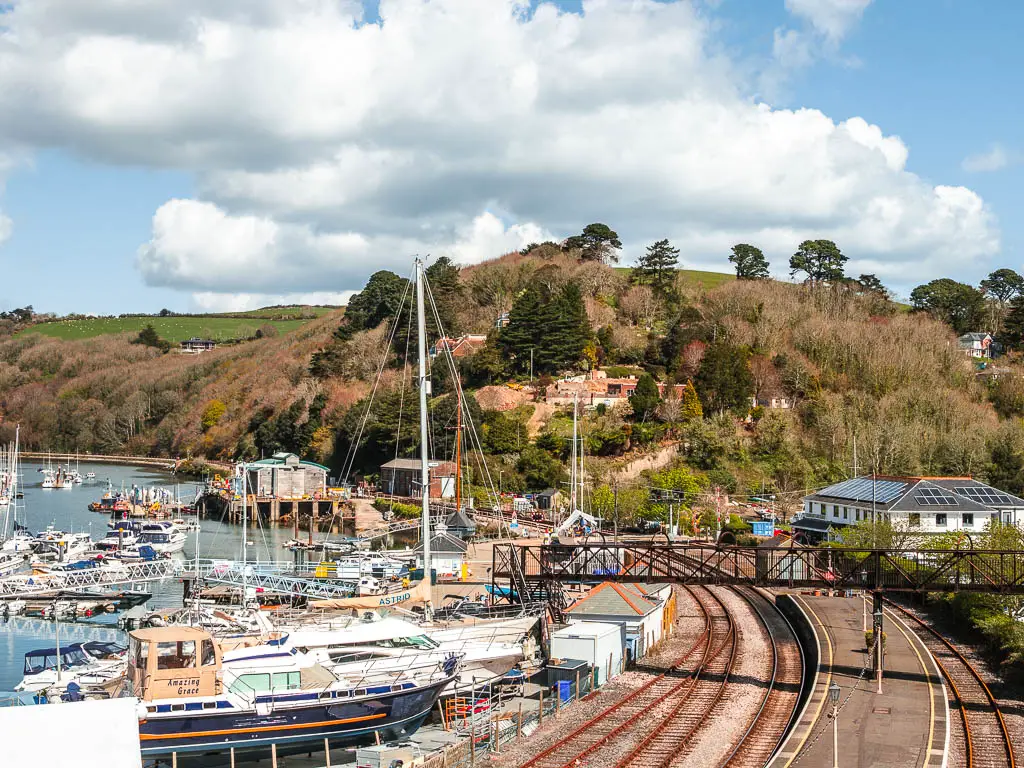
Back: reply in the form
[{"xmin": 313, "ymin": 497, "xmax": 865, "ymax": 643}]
[{"xmin": 128, "ymin": 626, "xmax": 459, "ymax": 762}]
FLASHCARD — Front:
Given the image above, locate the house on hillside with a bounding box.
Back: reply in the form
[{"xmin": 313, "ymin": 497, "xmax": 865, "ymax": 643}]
[
  {"xmin": 958, "ymin": 332, "xmax": 996, "ymax": 359},
  {"xmin": 751, "ymin": 390, "xmax": 793, "ymax": 410},
  {"xmin": 494, "ymin": 312, "xmax": 510, "ymax": 329},
  {"xmin": 430, "ymin": 335, "xmax": 487, "ymax": 359},
  {"xmin": 794, "ymin": 475, "xmax": 1024, "ymax": 542},
  {"xmin": 180, "ymin": 337, "xmax": 216, "ymax": 354},
  {"xmin": 545, "ymin": 371, "xmax": 685, "ymax": 409},
  {"xmin": 380, "ymin": 458, "xmax": 456, "ymax": 498}
]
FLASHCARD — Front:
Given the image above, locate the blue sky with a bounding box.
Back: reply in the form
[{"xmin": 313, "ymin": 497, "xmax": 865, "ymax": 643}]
[{"xmin": 0, "ymin": 0, "xmax": 1018, "ymax": 314}]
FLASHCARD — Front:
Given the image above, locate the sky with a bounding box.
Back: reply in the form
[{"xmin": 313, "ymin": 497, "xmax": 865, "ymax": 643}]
[{"xmin": 0, "ymin": 0, "xmax": 1020, "ymax": 314}]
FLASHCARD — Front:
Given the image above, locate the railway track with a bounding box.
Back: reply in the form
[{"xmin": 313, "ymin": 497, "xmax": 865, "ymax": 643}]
[
  {"xmin": 518, "ymin": 585, "xmax": 721, "ymax": 768},
  {"xmin": 615, "ymin": 586, "xmax": 737, "ymax": 767},
  {"xmin": 720, "ymin": 587, "xmax": 805, "ymax": 768},
  {"xmin": 885, "ymin": 599, "xmax": 1015, "ymax": 768}
]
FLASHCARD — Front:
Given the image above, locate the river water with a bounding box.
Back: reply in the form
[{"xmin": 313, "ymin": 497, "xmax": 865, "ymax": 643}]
[{"xmin": 0, "ymin": 461, "xmax": 294, "ymax": 693}]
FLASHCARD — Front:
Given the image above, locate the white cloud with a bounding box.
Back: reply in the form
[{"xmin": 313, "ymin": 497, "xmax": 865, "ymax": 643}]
[
  {"xmin": 784, "ymin": 0, "xmax": 873, "ymax": 42},
  {"xmin": 0, "ymin": 0, "xmax": 1000, "ymax": 297},
  {"xmin": 962, "ymin": 144, "xmax": 1011, "ymax": 173}
]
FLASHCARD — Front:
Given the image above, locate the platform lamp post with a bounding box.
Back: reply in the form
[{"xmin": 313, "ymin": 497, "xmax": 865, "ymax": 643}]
[
  {"xmin": 874, "ymin": 607, "xmax": 884, "ymax": 694},
  {"xmin": 829, "ymin": 681, "xmax": 841, "ymax": 768}
]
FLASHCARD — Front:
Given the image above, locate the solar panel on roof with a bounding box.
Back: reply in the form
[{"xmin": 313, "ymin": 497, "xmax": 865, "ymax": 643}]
[
  {"xmin": 913, "ymin": 488, "xmax": 959, "ymax": 506},
  {"xmin": 817, "ymin": 478, "xmax": 907, "ymax": 503},
  {"xmin": 953, "ymin": 487, "xmax": 1015, "ymax": 506}
]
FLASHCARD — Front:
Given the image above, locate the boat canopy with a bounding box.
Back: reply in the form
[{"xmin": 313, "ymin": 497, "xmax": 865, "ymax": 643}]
[
  {"xmin": 23, "ymin": 643, "xmax": 90, "ymax": 675},
  {"xmin": 129, "ymin": 626, "xmax": 222, "ymax": 702}
]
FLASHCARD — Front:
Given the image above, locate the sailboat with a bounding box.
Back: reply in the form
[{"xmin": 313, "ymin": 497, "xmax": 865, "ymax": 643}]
[{"xmin": 0, "ymin": 427, "xmax": 30, "ymax": 574}]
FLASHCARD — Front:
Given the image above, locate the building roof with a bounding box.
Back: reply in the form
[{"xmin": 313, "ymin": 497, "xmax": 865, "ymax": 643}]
[
  {"xmin": 249, "ymin": 453, "xmax": 330, "ymax": 472},
  {"xmin": 958, "ymin": 332, "xmax": 992, "ymax": 342},
  {"xmin": 444, "ymin": 508, "xmax": 477, "ymax": 531},
  {"xmin": 566, "ymin": 582, "xmax": 660, "ymax": 617},
  {"xmin": 806, "ymin": 474, "xmax": 1024, "ymax": 513},
  {"xmin": 381, "ymin": 458, "xmax": 455, "ymax": 472},
  {"xmin": 791, "ymin": 516, "xmax": 841, "ymax": 533},
  {"xmin": 537, "ymin": 489, "xmax": 561, "ymax": 499},
  {"xmin": 414, "ymin": 530, "xmax": 468, "ymax": 554}
]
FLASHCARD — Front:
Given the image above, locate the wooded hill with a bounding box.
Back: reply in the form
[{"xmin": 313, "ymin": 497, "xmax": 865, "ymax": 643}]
[{"xmin": 2, "ymin": 238, "xmax": 1024, "ymax": 511}]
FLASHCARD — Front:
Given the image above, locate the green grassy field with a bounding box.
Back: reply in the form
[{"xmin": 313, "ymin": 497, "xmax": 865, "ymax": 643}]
[
  {"xmin": 616, "ymin": 267, "xmax": 736, "ymax": 290},
  {"xmin": 22, "ymin": 308, "xmax": 337, "ymax": 343}
]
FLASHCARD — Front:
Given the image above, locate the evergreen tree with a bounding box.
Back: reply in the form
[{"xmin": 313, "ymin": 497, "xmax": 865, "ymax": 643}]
[
  {"xmin": 632, "ymin": 239, "xmax": 680, "ymax": 293},
  {"xmin": 728, "ymin": 244, "xmax": 770, "ymax": 280},
  {"xmin": 564, "ymin": 223, "xmax": 622, "ymax": 263},
  {"xmin": 856, "ymin": 274, "xmax": 889, "ymax": 297},
  {"xmin": 338, "ymin": 270, "xmax": 408, "ymax": 340},
  {"xmin": 789, "ymin": 240, "xmax": 847, "ymax": 285},
  {"xmin": 501, "ymin": 283, "xmax": 589, "ymax": 374},
  {"xmin": 424, "ymin": 256, "xmax": 462, "ymax": 335},
  {"xmin": 680, "ymin": 380, "xmax": 703, "ymax": 420},
  {"xmin": 132, "ymin": 324, "xmax": 171, "ymax": 352},
  {"xmin": 694, "ymin": 342, "xmax": 754, "ymax": 415},
  {"xmin": 999, "ymin": 295, "xmax": 1024, "ymax": 351},
  {"xmin": 910, "ymin": 278, "xmax": 985, "ymax": 334},
  {"xmin": 629, "ymin": 373, "xmax": 661, "ymax": 422}
]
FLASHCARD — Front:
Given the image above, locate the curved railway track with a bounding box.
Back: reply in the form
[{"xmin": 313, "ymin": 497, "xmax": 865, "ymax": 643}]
[
  {"xmin": 517, "ymin": 585, "xmax": 718, "ymax": 768},
  {"xmin": 518, "ymin": 585, "xmax": 802, "ymax": 768},
  {"xmin": 885, "ymin": 599, "xmax": 1015, "ymax": 768},
  {"xmin": 720, "ymin": 587, "xmax": 805, "ymax": 768},
  {"xmin": 614, "ymin": 586, "xmax": 737, "ymax": 768}
]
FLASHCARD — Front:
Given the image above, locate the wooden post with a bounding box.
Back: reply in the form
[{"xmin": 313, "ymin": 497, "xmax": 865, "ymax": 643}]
[
  {"xmin": 271, "ymin": 743, "xmax": 278, "ymax": 768},
  {"xmin": 324, "ymin": 738, "xmax": 331, "ymax": 768},
  {"xmin": 230, "ymin": 748, "xmax": 235, "ymax": 768},
  {"xmin": 539, "ymin": 688, "xmax": 544, "ymax": 724},
  {"xmin": 575, "ymin": 670, "xmax": 581, "ymax": 700},
  {"xmin": 375, "ymin": 730, "xmax": 381, "ymax": 745},
  {"xmin": 172, "ymin": 753, "xmax": 177, "ymax": 768},
  {"xmin": 470, "ymin": 724, "xmax": 476, "ymax": 765},
  {"xmin": 518, "ymin": 703, "xmax": 523, "ymax": 738}
]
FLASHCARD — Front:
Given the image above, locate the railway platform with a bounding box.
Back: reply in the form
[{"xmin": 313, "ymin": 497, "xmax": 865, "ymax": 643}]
[{"xmin": 774, "ymin": 593, "xmax": 947, "ymax": 768}]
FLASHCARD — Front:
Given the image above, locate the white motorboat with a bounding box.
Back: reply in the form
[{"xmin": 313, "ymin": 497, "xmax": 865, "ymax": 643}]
[
  {"xmin": 284, "ymin": 615, "xmax": 524, "ymax": 694},
  {"xmin": 85, "ymin": 472, "xmax": 96, "ymax": 481},
  {"xmin": 318, "ymin": 552, "xmax": 409, "ymax": 580},
  {"xmin": 14, "ymin": 641, "xmax": 127, "ymax": 693},
  {"xmin": 0, "ymin": 549, "xmax": 25, "ymax": 576},
  {"xmin": 137, "ymin": 521, "xmax": 186, "ymax": 553},
  {"xmin": 94, "ymin": 528, "xmax": 139, "ymax": 551},
  {"xmin": 1, "ymin": 598, "xmax": 26, "ymax": 616},
  {"xmin": 31, "ymin": 527, "xmax": 93, "ymax": 561}
]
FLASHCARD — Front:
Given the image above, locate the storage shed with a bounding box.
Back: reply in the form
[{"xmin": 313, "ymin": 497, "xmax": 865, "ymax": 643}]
[
  {"xmin": 564, "ymin": 582, "xmax": 674, "ymax": 661},
  {"xmin": 550, "ymin": 622, "xmax": 624, "ymax": 686},
  {"xmin": 380, "ymin": 459, "xmax": 456, "ymax": 499},
  {"xmin": 414, "ymin": 527, "xmax": 468, "ymax": 579}
]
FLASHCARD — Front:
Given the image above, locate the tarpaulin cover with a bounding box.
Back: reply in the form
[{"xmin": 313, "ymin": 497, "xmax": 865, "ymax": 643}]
[{"xmin": 3, "ymin": 696, "xmax": 142, "ymax": 768}]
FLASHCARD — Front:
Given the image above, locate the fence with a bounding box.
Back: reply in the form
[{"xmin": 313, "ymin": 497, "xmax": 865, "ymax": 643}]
[{"xmin": 428, "ymin": 667, "xmax": 602, "ymax": 767}]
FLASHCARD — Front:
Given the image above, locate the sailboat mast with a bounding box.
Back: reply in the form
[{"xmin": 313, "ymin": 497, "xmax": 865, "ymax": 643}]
[
  {"xmin": 415, "ymin": 259, "xmax": 432, "ymax": 598},
  {"xmin": 569, "ymin": 395, "xmax": 578, "ymax": 512},
  {"xmin": 454, "ymin": 389, "xmax": 462, "ymax": 514}
]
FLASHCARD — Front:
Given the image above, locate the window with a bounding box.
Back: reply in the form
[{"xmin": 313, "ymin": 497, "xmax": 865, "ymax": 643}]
[
  {"xmin": 272, "ymin": 672, "xmax": 301, "ymax": 691},
  {"xmin": 201, "ymin": 640, "xmax": 216, "ymax": 667},
  {"xmin": 909, "ymin": 513, "xmax": 920, "ymax": 527},
  {"xmin": 832, "ymin": 505, "xmax": 839, "ymax": 518},
  {"xmin": 229, "ymin": 673, "xmax": 271, "ymax": 695},
  {"xmin": 935, "ymin": 513, "xmax": 947, "ymax": 527},
  {"xmin": 842, "ymin": 508, "xmax": 848, "ymax": 520},
  {"xmin": 963, "ymin": 513, "xmax": 974, "ymax": 527},
  {"xmin": 156, "ymin": 641, "xmax": 195, "ymax": 670}
]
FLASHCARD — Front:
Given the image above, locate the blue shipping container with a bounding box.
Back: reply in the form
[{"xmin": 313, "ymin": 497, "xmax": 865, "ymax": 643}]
[{"xmin": 556, "ymin": 680, "xmax": 572, "ymax": 702}]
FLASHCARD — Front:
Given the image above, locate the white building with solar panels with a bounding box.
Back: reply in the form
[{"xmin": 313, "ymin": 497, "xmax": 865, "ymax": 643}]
[{"xmin": 799, "ymin": 476, "xmax": 1024, "ymax": 537}]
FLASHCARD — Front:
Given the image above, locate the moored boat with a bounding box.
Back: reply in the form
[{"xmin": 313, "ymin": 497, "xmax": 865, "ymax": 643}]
[{"xmin": 128, "ymin": 626, "xmax": 459, "ymax": 761}]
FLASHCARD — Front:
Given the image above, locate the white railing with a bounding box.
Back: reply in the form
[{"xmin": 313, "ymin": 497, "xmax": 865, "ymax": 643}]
[{"xmin": 0, "ymin": 558, "xmax": 358, "ymax": 599}]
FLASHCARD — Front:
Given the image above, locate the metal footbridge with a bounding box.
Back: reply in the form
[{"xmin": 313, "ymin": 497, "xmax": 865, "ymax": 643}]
[
  {"xmin": 0, "ymin": 559, "xmax": 356, "ymax": 599},
  {"xmin": 492, "ymin": 541, "xmax": 1024, "ymax": 601}
]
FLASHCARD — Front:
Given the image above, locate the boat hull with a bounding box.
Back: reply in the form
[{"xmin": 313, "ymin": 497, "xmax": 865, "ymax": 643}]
[{"xmin": 139, "ymin": 678, "xmax": 447, "ymax": 761}]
